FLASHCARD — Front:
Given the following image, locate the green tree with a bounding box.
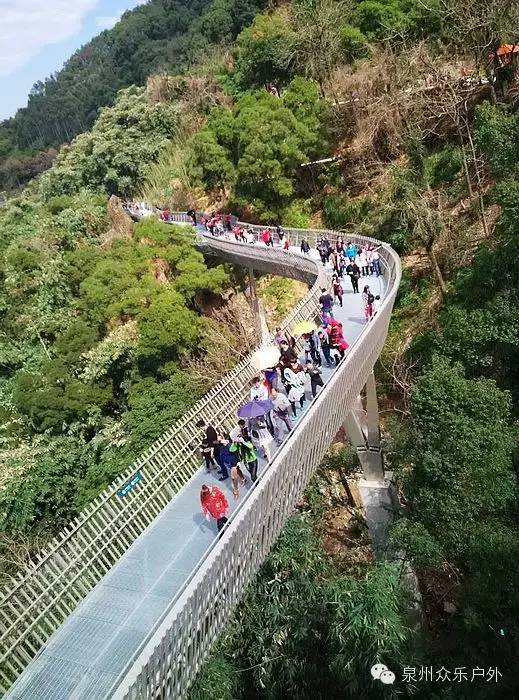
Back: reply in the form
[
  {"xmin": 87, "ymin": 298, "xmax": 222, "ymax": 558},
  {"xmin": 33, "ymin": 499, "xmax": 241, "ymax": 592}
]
[
  {"xmin": 340, "ymin": 24, "xmax": 371, "ymax": 62},
  {"xmin": 394, "ymin": 355, "xmax": 516, "ymax": 559},
  {"xmin": 39, "ymin": 87, "xmax": 180, "ymax": 198},
  {"xmin": 124, "ymin": 371, "xmax": 204, "ymax": 452},
  {"xmin": 190, "ymin": 128, "xmax": 236, "ymax": 195},
  {"xmin": 136, "ymin": 288, "xmax": 199, "ymax": 365},
  {"xmin": 12, "ymin": 364, "xmax": 112, "ymax": 434},
  {"xmin": 326, "ymin": 563, "xmax": 411, "ymax": 694},
  {"xmin": 353, "ymin": 0, "xmax": 410, "ymax": 40},
  {"xmin": 233, "ymin": 13, "xmax": 295, "ymax": 92},
  {"xmin": 290, "ymin": 0, "xmax": 353, "ymax": 97},
  {"xmin": 193, "ymin": 81, "xmax": 326, "ymax": 218},
  {"xmin": 0, "ymin": 435, "xmax": 90, "ymax": 533}
]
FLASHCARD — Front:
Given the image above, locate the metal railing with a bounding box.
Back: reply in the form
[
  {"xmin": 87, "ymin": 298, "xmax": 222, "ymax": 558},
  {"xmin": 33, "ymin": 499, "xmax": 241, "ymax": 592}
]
[{"xmin": 0, "ymin": 213, "xmax": 400, "ymax": 696}]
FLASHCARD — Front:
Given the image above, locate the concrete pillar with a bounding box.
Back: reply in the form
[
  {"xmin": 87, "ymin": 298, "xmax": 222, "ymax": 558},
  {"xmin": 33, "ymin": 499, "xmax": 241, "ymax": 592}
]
[
  {"xmin": 248, "ymin": 266, "xmax": 259, "ymax": 315},
  {"xmin": 248, "ymin": 267, "xmax": 269, "ymax": 344},
  {"xmin": 344, "ymin": 384, "xmax": 384, "ymax": 482},
  {"xmin": 344, "ymin": 408, "xmax": 367, "ymax": 454},
  {"xmin": 365, "ymin": 370, "xmax": 381, "ymax": 450}
]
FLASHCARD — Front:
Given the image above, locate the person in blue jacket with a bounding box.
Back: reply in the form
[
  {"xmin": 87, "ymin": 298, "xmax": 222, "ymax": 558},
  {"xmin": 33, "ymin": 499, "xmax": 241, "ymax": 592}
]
[
  {"xmin": 346, "ymin": 242, "xmax": 357, "ymax": 261},
  {"xmin": 218, "ymin": 434, "xmax": 239, "ymax": 482}
]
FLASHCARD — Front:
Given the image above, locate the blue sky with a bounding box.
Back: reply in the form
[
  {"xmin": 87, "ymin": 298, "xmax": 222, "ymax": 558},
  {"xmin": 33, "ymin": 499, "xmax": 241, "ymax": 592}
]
[{"xmin": 0, "ymin": 0, "xmax": 144, "ymax": 121}]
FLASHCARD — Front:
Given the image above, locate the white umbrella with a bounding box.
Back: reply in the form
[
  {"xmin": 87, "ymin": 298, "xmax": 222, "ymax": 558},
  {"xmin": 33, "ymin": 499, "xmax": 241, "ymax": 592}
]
[{"xmin": 250, "ymin": 345, "xmax": 280, "ymax": 371}]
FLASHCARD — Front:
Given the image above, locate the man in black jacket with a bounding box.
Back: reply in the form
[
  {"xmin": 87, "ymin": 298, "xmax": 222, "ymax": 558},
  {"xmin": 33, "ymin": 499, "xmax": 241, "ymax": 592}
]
[
  {"xmin": 346, "ymin": 262, "xmax": 360, "ymax": 293},
  {"xmin": 196, "ymin": 419, "xmax": 221, "ymax": 467}
]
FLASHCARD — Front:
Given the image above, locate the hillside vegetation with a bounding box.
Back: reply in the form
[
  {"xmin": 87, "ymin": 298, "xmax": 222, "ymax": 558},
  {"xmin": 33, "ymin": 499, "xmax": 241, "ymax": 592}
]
[
  {"xmin": 0, "ymin": 0, "xmax": 265, "ymax": 191},
  {"xmin": 1, "ymin": 0, "xmax": 519, "ymax": 696}
]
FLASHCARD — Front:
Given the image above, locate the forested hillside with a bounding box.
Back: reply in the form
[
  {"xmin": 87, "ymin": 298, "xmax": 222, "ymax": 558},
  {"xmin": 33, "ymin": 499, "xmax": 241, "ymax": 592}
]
[
  {"xmin": 1, "ymin": 0, "xmax": 519, "ymax": 696},
  {"xmin": 0, "ymin": 0, "xmax": 264, "ymax": 191}
]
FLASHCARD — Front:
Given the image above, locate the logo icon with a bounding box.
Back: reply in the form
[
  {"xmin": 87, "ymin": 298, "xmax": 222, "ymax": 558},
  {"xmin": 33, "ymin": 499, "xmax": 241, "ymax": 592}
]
[{"xmin": 371, "ymin": 663, "xmax": 396, "ymax": 685}]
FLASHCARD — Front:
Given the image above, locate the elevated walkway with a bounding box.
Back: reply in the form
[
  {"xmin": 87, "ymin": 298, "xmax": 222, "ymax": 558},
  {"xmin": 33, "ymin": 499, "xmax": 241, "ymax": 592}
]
[{"xmin": 2, "ymin": 220, "xmax": 400, "ymax": 699}]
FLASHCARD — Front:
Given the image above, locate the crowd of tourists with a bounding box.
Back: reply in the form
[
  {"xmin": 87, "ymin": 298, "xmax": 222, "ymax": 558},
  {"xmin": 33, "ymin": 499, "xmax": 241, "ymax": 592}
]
[
  {"xmin": 192, "ymin": 212, "xmax": 387, "ymax": 532},
  {"xmin": 198, "ymin": 313, "xmax": 373, "ymax": 533},
  {"xmin": 123, "ymin": 203, "xmax": 384, "ymax": 531},
  {"xmin": 197, "ymin": 330, "xmax": 323, "ymax": 532}
]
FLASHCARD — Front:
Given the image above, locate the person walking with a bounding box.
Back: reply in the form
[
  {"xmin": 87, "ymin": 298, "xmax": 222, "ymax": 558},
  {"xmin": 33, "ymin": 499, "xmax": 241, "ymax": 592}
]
[
  {"xmin": 317, "ymin": 329, "xmax": 333, "ymax": 367},
  {"xmin": 303, "ymin": 331, "xmax": 321, "ymax": 366},
  {"xmin": 196, "ymin": 419, "xmax": 221, "ymax": 470},
  {"xmin": 371, "ymin": 248, "xmax": 382, "ymax": 276},
  {"xmin": 319, "ymin": 287, "xmax": 334, "ymax": 319},
  {"xmin": 305, "ymin": 361, "xmax": 324, "ymax": 398},
  {"xmin": 261, "ymin": 228, "xmax": 273, "ymax": 247},
  {"xmin": 372, "ymin": 294, "xmax": 381, "ymax": 317},
  {"xmin": 250, "ymin": 378, "xmax": 277, "ymax": 436},
  {"xmin": 328, "ymin": 320, "xmax": 349, "ymax": 366},
  {"xmin": 217, "ymin": 434, "xmax": 238, "ymax": 482},
  {"xmin": 275, "ymin": 327, "xmax": 296, "ymax": 349},
  {"xmin": 200, "ymin": 484, "xmax": 229, "ymax": 533},
  {"xmin": 264, "ymin": 365, "xmax": 279, "ymax": 391},
  {"xmin": 276, "ymin": 224, "xmax": 284, "ymax": 243},
  {"xmin": 250, "ymin": 376, "xmax": 269, "ymax": 402},
  {"xmin": 317, "ymin": 239, "xmax": 327, "ymax": 265},
  {"xmin": 283, "ymin": 362, "xmax": 306, "ymax": 417},
  {"xmin": 365, "ymin": 246, "xmax": 373, "ymax": 275},
  {"xmin": 332, "ymin": 276, "xmax": 344, "ymax": 307},
  {"xmin": 230, "ymin": 418, "xmax": 247, "ymax": 442},
  {"xmin": 362, "ymin": 285, "xmax": 374, "ymax": 321},
  {"xmin": 200, "ymin": 434, "xmax": 216, "ymax": 472},
  {"xmin": 329, "ymin": 250, "xmax": 340, "ymax": 278},
  {"xmin": 359, "ymin": 248, "xmax": 368, "ymax": 276},
  {"xmin": 279, "ymin": 340, "xmax": 298, "ymax": 370},
  {"xmin": 338, "ymin": 251, "xmax": 346, "ymax": 278},
  {"xmin": 230, "ymin": 434, "xmax": 259, "ymax": 483},
  {"xmin": 346, "ymin": 242, "xmax": 357, "ymax": 261},
  {"xmin": 323, "ymin": 237, "xmax": 332, "ymax": 261},
  {"xmin": 250, "ymin": 414, "xmax": 272, "ymax": 462},
  {"xmin": 270, "ymin": 387, "xmax": 292, "ymax": 444},
  {"xmin": 300, "ymin": 239, "xmax": 310, "ymax": 255},
  {"xmin": 346, "ymin": 261, "xmax": 360, "ymax": 293}
]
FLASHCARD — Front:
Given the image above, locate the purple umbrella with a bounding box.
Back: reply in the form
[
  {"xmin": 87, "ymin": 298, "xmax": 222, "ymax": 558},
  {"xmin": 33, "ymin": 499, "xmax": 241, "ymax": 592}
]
[{"xmin": 238, "ymin": 399, "xmax": 274, "ymax": 418}]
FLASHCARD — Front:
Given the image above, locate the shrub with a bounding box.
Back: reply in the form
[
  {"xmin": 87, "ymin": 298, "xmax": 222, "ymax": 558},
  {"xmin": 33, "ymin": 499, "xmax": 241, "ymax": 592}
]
[
  {"xmin": 341, "ymin": 24, "xmax": 370, "ymax": 62},
  {"xmin": 282, "ymin": 198, "xmax": 312, "ymax": 228}
]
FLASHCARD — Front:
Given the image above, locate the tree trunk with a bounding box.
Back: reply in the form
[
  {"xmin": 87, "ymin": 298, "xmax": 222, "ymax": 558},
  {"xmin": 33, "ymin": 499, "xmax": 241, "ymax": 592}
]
[
  {"xmin": 426, "ymin": 240, "xmax": 447, "ymax": 298},
  {"xmin": 464, "ymin": 112, "xmax": 490, "ymax": 238},
  {"xmin": 458, "ymin": 136, "xmax": 473, "ymax": 198}
]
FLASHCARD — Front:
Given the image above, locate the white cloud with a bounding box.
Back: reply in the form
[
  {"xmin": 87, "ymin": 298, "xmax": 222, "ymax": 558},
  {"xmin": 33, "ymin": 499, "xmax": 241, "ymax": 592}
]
[
  {"xmin": 0, "ymin": 0, "xmax": 100, "ymax": 76},
  {"xmin": 96, "ymin": 14, "xmax": 121, "ymax": 30}
]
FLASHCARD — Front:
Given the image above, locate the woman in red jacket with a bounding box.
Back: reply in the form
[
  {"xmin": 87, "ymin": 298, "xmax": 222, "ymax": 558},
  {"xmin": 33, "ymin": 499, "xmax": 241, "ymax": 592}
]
[{"xmin": 200, "ymin": 484, "xmax": 229, "ymax": 532}]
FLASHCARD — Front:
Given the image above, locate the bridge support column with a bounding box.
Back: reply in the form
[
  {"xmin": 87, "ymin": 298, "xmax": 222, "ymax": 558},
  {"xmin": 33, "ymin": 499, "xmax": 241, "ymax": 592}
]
[
  {"xmin": 248, "ymin": 267, "xmax": 269, "ymax": 344},
  {"xmin": 248, "ymin": 266, "xmax": 259, "ymax": 314},
  {"xmin": 344, "ymin": 371, "xmax": 384, "ymax": 481}
]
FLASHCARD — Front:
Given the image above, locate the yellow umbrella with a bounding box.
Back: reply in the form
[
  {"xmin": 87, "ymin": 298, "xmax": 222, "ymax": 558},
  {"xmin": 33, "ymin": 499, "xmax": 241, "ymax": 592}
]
[{"xmin": 293, "ymin": 320, "xmax": 317, "ymax": 336}]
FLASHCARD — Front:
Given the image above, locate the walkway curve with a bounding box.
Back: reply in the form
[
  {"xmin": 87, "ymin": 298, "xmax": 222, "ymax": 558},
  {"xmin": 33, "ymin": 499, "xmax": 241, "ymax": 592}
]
[{"xmin": 1, "ymin": 216, "xmax": 401, "ymax": 700}]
